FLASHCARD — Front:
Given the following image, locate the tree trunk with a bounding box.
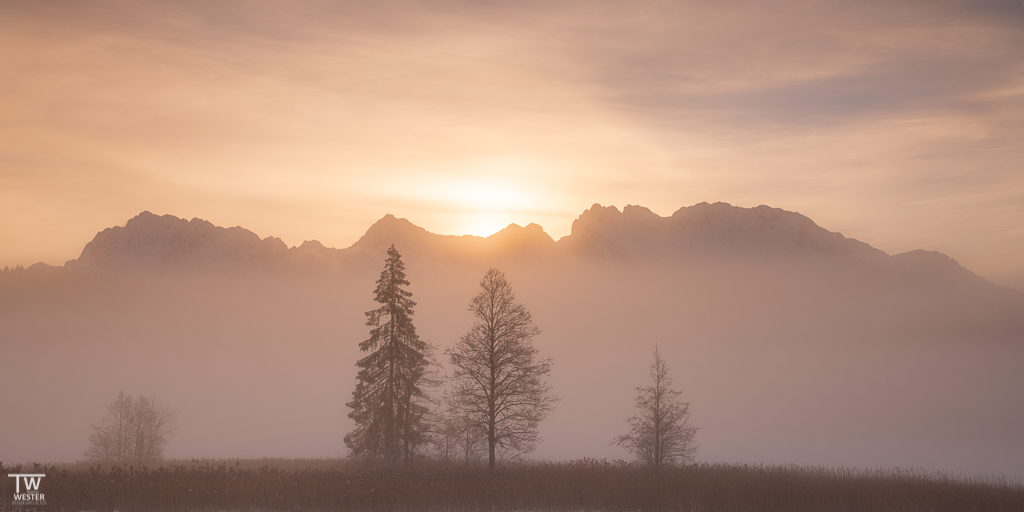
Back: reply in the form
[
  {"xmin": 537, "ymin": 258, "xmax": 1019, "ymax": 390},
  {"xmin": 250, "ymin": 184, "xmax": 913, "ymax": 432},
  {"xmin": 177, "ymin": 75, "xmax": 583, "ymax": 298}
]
[{"xmin": 488, "ymin": 416, "xmax": 496, "ymax": 470}]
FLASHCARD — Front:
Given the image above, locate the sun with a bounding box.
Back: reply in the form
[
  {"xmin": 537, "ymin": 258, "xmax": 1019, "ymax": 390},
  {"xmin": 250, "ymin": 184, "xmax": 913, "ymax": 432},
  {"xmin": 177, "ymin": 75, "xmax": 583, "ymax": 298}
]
[
  {"xmin": 394, "ymin": 159, "xmax": 552, "ymax": 237},
  {"xmin": 456, "ymin": 212, "xmax": 520, "ymax": 238},
  {"xmin": 443, "ymin": 182, "xmax": 533, "ymax": 236},
  {"xmin": 420, "ymin": 179, "xmax": 540, "ymax": 237},
  {"xmin": 444, "ymin": 182, "xmax": 527, "ymax": 211}
]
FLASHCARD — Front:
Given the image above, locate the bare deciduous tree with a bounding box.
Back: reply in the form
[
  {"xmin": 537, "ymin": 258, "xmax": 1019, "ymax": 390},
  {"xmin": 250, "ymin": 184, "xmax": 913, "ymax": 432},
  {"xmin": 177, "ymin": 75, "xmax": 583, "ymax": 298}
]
[
  {"xmin": 428, "ymin": 410, "xmax": 486, "ymax": 466},
  {"xmin": 85, "ymin": 392, "xmax": 177, "ymax": 465},
  {"xmin": 446, "ymin": 268, "xmax": 557, "ymax": 471},
  {"xmin": 614, "ymin": 347, "xmax": 698, "ymax": 467}
]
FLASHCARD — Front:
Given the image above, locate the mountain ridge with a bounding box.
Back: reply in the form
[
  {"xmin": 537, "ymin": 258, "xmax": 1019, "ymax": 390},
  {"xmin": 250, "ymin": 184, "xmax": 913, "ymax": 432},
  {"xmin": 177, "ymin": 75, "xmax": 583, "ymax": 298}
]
[
  {"xmin": 562, "ymin": 202, "xmax": 889, "ymax": 262},
  {"xmin": 1, "ymin": 202, "xmax": 1015, "ymax": 297}
]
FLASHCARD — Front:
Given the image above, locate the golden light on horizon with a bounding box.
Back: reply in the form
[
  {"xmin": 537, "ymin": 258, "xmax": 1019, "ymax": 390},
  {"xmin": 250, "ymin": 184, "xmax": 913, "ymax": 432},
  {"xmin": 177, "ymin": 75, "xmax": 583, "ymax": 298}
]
[
  {"xmin": 438, "ymin": 180, "xmax": 538, "ymax": 237},
  {"xmin": 457, "ymin": 212, "xmax": 522, "ymax": 238},
  {"xmin": 0, "ymin": 0, "xmax": 1022, "ymax": 289},
  {"xmin": 403, "ymin": 160, "xmax": 549, "ymax": 237}
]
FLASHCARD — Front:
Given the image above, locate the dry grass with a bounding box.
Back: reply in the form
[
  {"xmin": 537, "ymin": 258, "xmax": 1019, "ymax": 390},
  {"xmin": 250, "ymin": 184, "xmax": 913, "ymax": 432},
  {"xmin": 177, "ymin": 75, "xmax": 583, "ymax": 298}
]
[{"xmin": 2, "ymin": 458, "xmax": 1021, "ymax": 511}]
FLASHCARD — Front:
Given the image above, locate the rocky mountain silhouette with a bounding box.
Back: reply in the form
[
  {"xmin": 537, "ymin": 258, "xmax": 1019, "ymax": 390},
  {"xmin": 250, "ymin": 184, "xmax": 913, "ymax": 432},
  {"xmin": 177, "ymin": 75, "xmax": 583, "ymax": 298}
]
[
  {"xmin": 64, "ymin": 211, "xmax": 291, "ymax": 273},
  {"xmin": 563, "ymin": 203, "xmax": 885, "ymax": 260},
  {"xmin": 5, "ymin": 202, "xmax": 1007, "ymax": 299}
]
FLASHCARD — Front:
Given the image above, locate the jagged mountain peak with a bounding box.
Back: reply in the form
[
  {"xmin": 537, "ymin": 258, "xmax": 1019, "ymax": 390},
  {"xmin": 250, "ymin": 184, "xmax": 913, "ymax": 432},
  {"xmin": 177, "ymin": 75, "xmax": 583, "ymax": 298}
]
[
  {"xmin": 348, "ymin": 214, "xmax": 557, "ymax": 262},
  {"xmin": 490, "ymin": 222, "xmax": 554, "ymax": 242},
  {"xmin": 364, "ymin": 214, "xmax": 432, "ymax": 240},
  {"xmin": 297, "ymin": 239, "xmax": 328, "ymax": 250},
  {"xmin": 349, "ymin": 214, "xmax": 434, "ymax": 253},
  {"xmin": 67, "ymin": 211, "xmax": 288, "ymax": 273},
  {"xmin": 10, "ymin": 203, "xmax": 1008, "ymax": 297},
  {"xmin": 622, "ymin": 204, "xmax": 660, "ymax": 219},
  {"xmin": 670, "ymin": 202, "xmax": 820, "ymax": 231},
  {"xmin": 562, "ymin": 201, "xmax": 885, "ymax": 262},
  {"xmin": 481, "ymin": 222, "xmax": 557, "ymax": 257}
]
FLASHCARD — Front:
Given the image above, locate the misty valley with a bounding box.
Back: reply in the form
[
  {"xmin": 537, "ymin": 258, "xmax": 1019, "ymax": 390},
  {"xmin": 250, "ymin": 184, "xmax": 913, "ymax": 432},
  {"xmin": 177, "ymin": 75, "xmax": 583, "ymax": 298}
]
[{"xmin": 2, "ymin": 202, "xmax": 1023, "ymax": 511}]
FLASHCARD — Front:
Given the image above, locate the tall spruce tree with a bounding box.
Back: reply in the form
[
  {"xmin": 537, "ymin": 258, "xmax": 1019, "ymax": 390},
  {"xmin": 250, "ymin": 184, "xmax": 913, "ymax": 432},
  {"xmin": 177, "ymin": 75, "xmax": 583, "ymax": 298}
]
[{"xmin": 345, "ymin": 245, "xmax": 431, "ymax": 464}]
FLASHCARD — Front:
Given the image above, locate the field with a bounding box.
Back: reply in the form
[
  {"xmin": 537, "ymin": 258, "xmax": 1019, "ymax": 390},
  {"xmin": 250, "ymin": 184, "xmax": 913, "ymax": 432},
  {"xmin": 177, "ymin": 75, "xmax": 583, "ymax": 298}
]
[{"xmin": 3, "ymin": 459, "xmax": 1023, "ymax": 511}]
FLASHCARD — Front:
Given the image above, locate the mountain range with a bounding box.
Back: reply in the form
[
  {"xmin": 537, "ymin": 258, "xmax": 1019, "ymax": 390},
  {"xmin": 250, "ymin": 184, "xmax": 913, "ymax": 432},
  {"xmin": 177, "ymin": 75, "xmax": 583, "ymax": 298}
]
[
  {"xmin": 2, "ymin": 202, "xmax": 1022, "ymax": 478},
  {"xmin": 6, "ymin": 202, "xmax": 1012, "ymax": 297}
]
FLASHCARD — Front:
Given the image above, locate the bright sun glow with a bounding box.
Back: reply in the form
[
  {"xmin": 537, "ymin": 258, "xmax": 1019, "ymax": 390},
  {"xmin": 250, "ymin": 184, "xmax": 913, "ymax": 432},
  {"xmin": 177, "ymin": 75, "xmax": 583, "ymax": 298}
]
[
  {"xmin": 443, "ymin": 182, "xmax": 528, "ymax": 211},
  {"xmin": 403, "ymin": 161, "xmax": 547, "ymax": 237},
  {"xmin": 441, "ymin": 182, "xmax": 535, "ymax": 236},
  {"xmin": 456, "ymin": 211, "xmax": 521, "ymax": 238}
]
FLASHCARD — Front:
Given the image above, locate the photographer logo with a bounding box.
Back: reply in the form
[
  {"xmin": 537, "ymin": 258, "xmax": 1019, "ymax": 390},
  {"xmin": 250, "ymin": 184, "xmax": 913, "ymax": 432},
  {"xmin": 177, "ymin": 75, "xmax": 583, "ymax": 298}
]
[{"xmin": 8, "ymin": 473, "xmax": 46, "ymax": 507}]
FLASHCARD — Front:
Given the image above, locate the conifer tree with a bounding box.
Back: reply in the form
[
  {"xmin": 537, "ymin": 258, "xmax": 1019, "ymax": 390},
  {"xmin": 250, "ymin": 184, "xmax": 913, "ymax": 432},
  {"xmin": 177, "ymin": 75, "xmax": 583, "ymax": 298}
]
[{"xmin": 345, "ymin": 245, "xmax": 431, "ymax": 464}]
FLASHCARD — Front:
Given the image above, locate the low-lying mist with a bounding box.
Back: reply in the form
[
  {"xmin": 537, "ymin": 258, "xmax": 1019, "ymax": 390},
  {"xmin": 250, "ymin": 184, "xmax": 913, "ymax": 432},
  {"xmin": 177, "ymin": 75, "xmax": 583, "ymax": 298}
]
[{"xmin": 2, "ymin": 204, "xmax": 1022, "ymax": 479}]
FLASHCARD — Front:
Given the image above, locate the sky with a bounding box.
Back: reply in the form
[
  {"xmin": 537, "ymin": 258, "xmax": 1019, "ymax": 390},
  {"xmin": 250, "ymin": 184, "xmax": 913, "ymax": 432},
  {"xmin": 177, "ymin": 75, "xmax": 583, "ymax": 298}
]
[{"xmin": 2, "ymin": 0, "xmax": 1023, "ymax": 289}]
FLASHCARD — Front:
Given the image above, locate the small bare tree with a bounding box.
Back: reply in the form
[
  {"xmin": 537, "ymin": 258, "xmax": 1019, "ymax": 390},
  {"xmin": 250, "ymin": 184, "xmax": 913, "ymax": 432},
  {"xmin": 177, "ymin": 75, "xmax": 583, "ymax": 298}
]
[
  {"xmin": 614, "ymin": 347, "xmax": 697, "ymax": 467},
  {"xmin": 446, "ymin": 268, "xmax": 557, "ymax": 471},
  {"xmin": 428, "ymin": 410, "xmax": 486, "ymax": 466},
  {"xmin": 85, "ymin": 392, "xmax": 177, "ymax": 465}
]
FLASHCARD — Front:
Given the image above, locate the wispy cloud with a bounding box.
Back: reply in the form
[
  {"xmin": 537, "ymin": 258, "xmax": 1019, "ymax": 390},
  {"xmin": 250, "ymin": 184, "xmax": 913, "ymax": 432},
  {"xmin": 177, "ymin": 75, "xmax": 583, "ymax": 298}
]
[{"xmin": 1, "ymin": 0, "xmax": 1022, "ymax": 286}]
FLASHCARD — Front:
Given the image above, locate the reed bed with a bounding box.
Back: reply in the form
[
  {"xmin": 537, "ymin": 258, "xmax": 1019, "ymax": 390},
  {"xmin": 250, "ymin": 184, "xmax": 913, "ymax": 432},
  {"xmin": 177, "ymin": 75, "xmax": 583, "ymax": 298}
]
[{"xmin": 2, "ymin": 458, "xmax": 1021, "ymax": 511}]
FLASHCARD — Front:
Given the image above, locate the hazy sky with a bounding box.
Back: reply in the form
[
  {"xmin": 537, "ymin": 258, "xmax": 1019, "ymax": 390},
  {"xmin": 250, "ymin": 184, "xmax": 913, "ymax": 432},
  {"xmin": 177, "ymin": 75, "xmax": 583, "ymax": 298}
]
[{"xmin": 2, "ymin": 0, "xmax": 1022, "ymax": 288}]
